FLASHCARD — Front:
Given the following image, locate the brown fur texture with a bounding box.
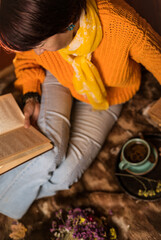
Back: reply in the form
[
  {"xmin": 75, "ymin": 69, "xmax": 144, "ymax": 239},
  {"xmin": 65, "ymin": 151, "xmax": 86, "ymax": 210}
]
[{"xmin": 0, "ymin": 66, "xmax": 161, "ymax": 239}]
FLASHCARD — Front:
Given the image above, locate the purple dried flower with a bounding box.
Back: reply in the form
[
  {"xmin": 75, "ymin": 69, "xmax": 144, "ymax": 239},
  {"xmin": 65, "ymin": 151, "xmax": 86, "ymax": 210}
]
[{"xmin": 50, "ymin": 208, "xmax": 112, "ymax": 239}]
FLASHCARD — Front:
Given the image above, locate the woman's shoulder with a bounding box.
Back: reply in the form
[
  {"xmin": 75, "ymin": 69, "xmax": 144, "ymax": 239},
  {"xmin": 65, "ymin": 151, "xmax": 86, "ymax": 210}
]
[
  {"xmin": 96, "ymin": 0, "xmax": 141, "ymax": 22},
  {"xmin": 96, "ymin": 0, "xmax": 146, "ymax": 31},
  {"xmin": 15, "ymin": 50, "xmax": 36, "ymax": 59}
]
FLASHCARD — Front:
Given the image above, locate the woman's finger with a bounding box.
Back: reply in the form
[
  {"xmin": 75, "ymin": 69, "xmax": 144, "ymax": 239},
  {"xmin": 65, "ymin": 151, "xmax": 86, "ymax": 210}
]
[
  {"xmin": 23, "ymin": 100, "xmax": 35, "ymax": 128},
  {"xmin": 24, "ymin": 111, "xmax": 31, "ymax": 128}
]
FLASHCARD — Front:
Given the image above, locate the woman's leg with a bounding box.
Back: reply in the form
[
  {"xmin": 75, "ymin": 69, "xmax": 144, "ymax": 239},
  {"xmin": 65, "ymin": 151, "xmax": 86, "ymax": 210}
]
[
  {"xmin": 37, "ymin": 101, "xmax": 123, "ymax": 198},
  {"xmin": 37, "ymin": 71, "xmax": 72, "ymax": 167},
  {"xmin": 0, "ymin": 72, "xmax": 72, "ymax": 219}
]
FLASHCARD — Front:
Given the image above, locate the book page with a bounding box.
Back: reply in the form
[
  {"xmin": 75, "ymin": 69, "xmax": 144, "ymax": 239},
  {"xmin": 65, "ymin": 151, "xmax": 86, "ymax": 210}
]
[
  {"xmin": 0, "ymin": 126, "xmax": 52, "ymax": 160},
  {"xmin": 0, "ymin": 143, "xmax": 53, "ymax": 174},
  {"xmin": 0, "ymin": 94, "xmax": 24, "ymax": 135}
]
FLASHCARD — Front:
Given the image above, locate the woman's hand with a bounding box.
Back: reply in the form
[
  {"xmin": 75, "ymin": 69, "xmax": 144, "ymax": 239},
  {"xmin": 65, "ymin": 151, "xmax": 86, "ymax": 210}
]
[{"xmin": 23, "ymin": 98, "xmax": 40, "ymax": 128}]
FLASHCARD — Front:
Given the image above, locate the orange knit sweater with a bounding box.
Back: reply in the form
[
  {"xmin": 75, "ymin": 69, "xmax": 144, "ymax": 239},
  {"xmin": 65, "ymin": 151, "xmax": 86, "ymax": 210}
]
[{"xmin": 14, "ymin": 0, "xmax": 161, "ymax": 106}]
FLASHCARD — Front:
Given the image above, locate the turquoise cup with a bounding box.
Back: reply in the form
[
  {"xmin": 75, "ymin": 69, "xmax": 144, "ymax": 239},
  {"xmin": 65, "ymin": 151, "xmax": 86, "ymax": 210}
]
[{"xmin": 119, "ymin": 138, "xmax": 151, "ymax": 173}]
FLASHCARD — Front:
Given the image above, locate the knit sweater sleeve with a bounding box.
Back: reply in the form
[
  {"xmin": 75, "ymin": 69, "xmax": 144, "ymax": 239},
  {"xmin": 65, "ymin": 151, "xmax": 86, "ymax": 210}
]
[
  {"xmin": 130, "ymin": 21, "xmax": 161, "ymax": 84},
  {"xmin": 13, "ymin": 50, "xmax": 45, "ymax": 95}
]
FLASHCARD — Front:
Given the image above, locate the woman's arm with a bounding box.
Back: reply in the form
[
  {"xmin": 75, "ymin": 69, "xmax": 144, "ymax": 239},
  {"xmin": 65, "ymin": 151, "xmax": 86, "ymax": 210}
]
[
  {"xmin": 130, "ymin": 20, "xmax": 161, "ymax": 84},
  {"xmin": 13, "ymin": 50, "xmax": 45, "ymax": 127},
  {"xmin": 14, "ymin": 50, "xmax": 45, "ymax": 94}
]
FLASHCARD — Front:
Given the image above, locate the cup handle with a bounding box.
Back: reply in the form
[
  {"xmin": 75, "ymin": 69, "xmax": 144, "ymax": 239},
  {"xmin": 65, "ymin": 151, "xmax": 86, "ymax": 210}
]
[{"xmin": 119, "ymin": 161, "xmax": 129, "ymax": 170}]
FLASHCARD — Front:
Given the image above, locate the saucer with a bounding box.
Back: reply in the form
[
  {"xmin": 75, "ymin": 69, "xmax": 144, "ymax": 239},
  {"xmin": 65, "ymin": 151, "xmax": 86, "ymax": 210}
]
[
  {"xmin": 125, "ymin": 144, "xmax": 158, "ymax": 175},
  {"xmin": 115, "ymin": 133, "xmax": 161, "ymax": 201}
]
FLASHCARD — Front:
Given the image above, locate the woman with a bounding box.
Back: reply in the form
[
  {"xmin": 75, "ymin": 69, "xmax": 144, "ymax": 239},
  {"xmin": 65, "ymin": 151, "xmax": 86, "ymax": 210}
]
[{"xmin": 0, "ymin": 0, "xmax": 161, "ymax": 219}]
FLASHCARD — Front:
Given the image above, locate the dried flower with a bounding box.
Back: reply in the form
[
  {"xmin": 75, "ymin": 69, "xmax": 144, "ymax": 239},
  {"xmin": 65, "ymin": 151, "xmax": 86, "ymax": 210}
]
[
  {"xmin": 116, "ymin": 173, "xmax": 161, "ymax": 198},
  {"xmin": 110, "ymin": 227, "xmax": 117, "ymax": 240},
  {"xmin": 9, "ymin": 222, "xmax": 27, "ymax": 240},
  {"xmin": 50, "ymin": 208, "xmax": 115, "ymax": 240}
]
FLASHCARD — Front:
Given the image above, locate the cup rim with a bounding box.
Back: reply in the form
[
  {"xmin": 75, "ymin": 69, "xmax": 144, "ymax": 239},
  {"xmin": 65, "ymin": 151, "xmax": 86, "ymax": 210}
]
[{"xmin": 121, "ymin": 138, "xmax": 151, "ymax": 166}]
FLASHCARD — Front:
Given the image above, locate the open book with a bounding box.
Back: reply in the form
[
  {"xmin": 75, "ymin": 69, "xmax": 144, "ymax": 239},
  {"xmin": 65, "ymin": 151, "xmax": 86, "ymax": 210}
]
[{"xmin": 0, "ymin": 93, "xmax": 53, "ymax": 174}]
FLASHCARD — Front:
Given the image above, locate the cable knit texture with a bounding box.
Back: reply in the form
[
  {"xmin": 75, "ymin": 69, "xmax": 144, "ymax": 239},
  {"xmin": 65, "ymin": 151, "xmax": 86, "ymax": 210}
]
[{"xmin": 13, "ymin": 0, "xmax": 161, "ymax": 106}]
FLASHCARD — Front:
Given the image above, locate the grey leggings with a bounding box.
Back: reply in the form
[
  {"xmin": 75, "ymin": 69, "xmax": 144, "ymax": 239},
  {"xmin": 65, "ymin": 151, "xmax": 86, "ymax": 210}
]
[{"xmin": 0, "ymin": 71, "xmax": 122, "ymax": 219}]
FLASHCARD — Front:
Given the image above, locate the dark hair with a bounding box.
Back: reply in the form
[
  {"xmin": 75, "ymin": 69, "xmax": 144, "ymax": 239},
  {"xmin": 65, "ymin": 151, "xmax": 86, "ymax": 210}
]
[{"xmin": 0, "ymin": 0, "xmax": 86, "ymax": 51}]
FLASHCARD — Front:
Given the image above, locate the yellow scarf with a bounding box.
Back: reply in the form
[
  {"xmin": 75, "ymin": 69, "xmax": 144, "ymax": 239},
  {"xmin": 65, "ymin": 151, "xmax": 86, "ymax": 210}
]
[{"xmin": 59, "ymin": 0, "xmax": 109, "ymax": 110}]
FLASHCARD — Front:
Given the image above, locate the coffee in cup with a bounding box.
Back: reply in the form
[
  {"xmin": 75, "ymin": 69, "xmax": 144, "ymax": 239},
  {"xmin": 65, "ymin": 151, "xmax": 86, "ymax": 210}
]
[{"xmin": 124, "ymin": 142, "xmax": 149, "ymax": 163}]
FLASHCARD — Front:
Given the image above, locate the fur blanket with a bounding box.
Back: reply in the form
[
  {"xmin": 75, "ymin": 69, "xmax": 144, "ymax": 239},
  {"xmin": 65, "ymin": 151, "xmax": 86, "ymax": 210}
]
[{"xmin": 0, "ymin": 65, "xmax": 161, "ymax": 240}]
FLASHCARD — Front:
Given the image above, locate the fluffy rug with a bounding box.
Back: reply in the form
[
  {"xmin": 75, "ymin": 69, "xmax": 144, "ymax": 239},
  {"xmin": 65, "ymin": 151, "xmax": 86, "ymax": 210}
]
[{"xmin": 0, "ymin": 65, "xmax": 161, "ymax": 240}]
